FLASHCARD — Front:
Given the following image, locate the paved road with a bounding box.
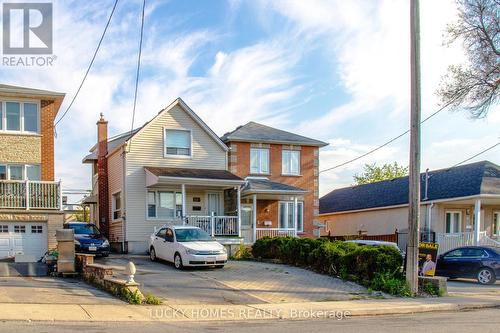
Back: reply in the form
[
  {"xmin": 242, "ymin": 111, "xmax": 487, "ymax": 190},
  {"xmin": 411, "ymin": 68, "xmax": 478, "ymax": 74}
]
[
  {"xmin": 100, "ymin": 255, "xmax": 368, "ymax": 304},
  {"xmin": 0, "ymin": 308, "xmax": 498, "ymax": 333}
]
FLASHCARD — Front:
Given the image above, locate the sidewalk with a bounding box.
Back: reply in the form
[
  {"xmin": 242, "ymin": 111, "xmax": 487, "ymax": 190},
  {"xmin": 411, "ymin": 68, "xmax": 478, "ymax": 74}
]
[{"xmin": 0, "ymin": 294, "xmax": 498, "ymax": 322}]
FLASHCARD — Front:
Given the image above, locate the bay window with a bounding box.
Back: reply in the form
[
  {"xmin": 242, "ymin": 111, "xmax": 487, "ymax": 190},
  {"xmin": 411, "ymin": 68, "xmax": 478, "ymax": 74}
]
[
  {"xmin": 279, "ymin": 201, "xmax": 304, "ymax": 232},
  {"xmin": 250, "ymin": 148, "xmax": 269, "ymax": 174},
  {"xmin": 164, "ymin": 129, "xmax": 191, "ymax": 157},
  {"xmin": 282, "ymin": 150, "xmax": 300, "ymax": 175}
]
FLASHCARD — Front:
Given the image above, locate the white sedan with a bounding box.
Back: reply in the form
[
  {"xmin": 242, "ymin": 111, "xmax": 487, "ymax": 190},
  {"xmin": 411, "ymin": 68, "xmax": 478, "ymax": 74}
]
[{"xmin": 148, "ymin": 225, "xmax": 227, "ymax": 269}]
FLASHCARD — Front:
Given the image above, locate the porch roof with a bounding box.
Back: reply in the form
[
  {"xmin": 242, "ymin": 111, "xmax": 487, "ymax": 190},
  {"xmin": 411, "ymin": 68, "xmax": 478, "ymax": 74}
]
[
  {"xmin": 145, "ymin": 167, "xmax": 245, "ymax": 187},
  {"xmin": 242, "ymin": 178, "xmax": 307, "ymax": 195}
]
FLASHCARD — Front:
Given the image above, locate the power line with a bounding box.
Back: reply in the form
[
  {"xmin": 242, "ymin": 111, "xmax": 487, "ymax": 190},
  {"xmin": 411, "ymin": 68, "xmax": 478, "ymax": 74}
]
[
  {"xmin": 127, "ymin": 0, "xmax": 146, "ymax": 152},
  {"xmin": 319, "ymin": 102, "xmax": 452, "ymax": 174},
  {"xmin": 53, "ymin": 0, "xmax": 120, "ymax": 129},
  {"xmin": 448, "ymin": 142, "xmax": 500, "ymax": 169}
]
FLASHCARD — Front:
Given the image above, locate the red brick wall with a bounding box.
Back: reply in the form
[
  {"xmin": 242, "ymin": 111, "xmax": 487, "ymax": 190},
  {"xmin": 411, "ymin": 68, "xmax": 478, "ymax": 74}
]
[
  {"xmin": 40, "ymin": 100, "xmax": 57, "ymax": 181},
  {"xmin": 228, "ymin": 142, "xmax": 320, "ymax": 237}
]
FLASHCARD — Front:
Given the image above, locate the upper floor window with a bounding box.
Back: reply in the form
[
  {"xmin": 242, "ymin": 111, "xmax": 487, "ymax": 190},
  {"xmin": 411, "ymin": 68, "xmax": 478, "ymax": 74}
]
[
  {"xmin": 250, "ymin": 148, "xmax": 269, "ymax": 174},
  {"xmin": 164, "ymin": 129, "xmax": 191, "ymax": 157},
  {"xmin": 282, "ymin": 150, "xmax": 300, "ymax": 175},
  {"xmin": 0, "ymin": 164, "xmax": 40, "ymax": 181},
  {"xmin": 0, "ymin": 101, "xmax": 39, "ymax": 133}
]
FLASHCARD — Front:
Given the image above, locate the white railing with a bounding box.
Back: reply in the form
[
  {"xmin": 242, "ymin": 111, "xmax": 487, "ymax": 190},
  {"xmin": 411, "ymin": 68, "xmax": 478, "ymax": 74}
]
[
  {"xmin": 256, "ymin": 228, "xmax": 296, "ymax": 240},
  {"xmin": 436, "ymin": 232, "xmax": 474, "ymax": 254},
  {"xmin": 0, "ymin": 180, "xmax": 61, "ymax": 210},
  {"xmin": 184, "ymin": 215, "xmax": 239, "ymax": 236},
  {"xmin": 479, "ymin": 232, "xmax": 500, "ymax": 247}
]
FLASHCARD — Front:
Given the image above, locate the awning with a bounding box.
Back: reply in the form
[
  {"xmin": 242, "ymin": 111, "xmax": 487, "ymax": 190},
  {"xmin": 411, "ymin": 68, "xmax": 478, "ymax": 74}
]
[
  {"xmin": 82, "ymin": 195, "xmax": 97, "ymax": 204},
  {"xmin": 242, "ymin": 178, "xmax": 307, "ymax": 196},
  {"xmin": 145, "ymin": 167, "xmax": 245, "ymax": 187}
]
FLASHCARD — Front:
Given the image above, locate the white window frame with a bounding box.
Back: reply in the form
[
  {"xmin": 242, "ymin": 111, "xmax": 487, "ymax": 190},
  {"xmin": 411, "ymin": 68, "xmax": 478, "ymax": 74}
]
[
  {"xmin": 278, "ymin": 201, "xmax": 304, "ymax": 232},
  {"xmin": 282, "ymin": 149, "xmax": 300, "ymax": 176},
  {"xmin": 112, "ymin": 191, "xmax": 122, "ymax": 221},
  {"xmin": 0, "ymin": 99, "xmax": 40, "ymax": 134},
  {"xmin": 445, "ymin": 210, "xmax": 462, "ymax": 234},
  {"xmin": 163, "ymin": 127, "xmax": 193, "ymax": 159},
  {"xmin": 250, "ymin": 148, "xmax": 270, "ymax": 174},
  {"xmin": 0, "ymin": 164, "xmax": 41, "ymax": 181},
  {"xmin": 493, "ymin": 212, "xmax": 499, "ymax": 236},
  {"xmin": 146, "ymin": 189, "xmax": 183, "ymax": 220}
]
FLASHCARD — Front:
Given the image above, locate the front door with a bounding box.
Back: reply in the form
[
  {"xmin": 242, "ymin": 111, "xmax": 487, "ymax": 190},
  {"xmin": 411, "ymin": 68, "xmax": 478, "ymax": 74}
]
[
  {"xmin": 207, "ymin": 193, "xmax": 221, "ymax": 216},
  {"xmin": 241, "ymin": 204, "xmax": 253, "ymax": 244}
]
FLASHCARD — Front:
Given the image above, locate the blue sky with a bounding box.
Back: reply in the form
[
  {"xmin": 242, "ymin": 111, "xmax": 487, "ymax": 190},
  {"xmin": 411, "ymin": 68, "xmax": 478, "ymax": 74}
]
[{"xmin": 1, "ymin": 0, "xmax": 499, "ymax": 202}]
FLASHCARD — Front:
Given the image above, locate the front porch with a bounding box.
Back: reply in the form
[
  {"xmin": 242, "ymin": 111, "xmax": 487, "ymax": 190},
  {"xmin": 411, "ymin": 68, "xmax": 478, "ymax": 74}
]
[{"xmin": 144, "ymin": 168, "xmax": 306, "ymax": 243}]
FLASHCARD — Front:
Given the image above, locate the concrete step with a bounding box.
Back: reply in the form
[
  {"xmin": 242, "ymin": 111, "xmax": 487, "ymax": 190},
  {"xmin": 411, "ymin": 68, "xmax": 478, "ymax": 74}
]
[{"xmin": 0, "ymin": 262, "xmax": 48, "ymax": 277}]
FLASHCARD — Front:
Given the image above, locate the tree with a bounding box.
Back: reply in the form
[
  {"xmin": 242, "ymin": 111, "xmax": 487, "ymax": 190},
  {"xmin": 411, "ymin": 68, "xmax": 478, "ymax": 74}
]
[
  {"xmin": 438, "ymin": 0, "xmax": 499, "ymax": 118},
  {"xmin": 353, "ymin": 162, "xmax": 409, "ymax": 185}
]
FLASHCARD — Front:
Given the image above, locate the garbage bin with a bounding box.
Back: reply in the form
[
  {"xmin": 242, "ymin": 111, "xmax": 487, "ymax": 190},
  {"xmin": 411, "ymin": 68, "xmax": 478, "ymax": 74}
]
[{"xmin": 56, "ymin": 229, "xmax": 75, "ymax": 273}]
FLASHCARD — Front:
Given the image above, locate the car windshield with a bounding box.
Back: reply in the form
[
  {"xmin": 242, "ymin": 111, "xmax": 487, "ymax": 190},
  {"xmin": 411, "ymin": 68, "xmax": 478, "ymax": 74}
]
[
  {"xmin": 174, "ymin": 228, "xmax": 213, "ymax": 242},
  {"xmin": 69, "ymin": 224, "xmax": 100, "ymax": 235}
]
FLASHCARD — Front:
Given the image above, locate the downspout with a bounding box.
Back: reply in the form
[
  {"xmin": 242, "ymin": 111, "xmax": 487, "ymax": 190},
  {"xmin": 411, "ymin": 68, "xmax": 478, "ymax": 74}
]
[
  {"xmin": 121, "ymin": 145, "xmax": 127, "ymax": 253},
  {"xmin": 427, "ymin": 202, "xmax": 434, "ymax": 241}
]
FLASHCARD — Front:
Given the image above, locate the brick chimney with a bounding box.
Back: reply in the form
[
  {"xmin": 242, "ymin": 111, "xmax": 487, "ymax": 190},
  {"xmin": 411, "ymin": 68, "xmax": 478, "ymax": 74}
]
[{"xmin": 97, "ymin": 113, "xmax": 110, "ymax": 238}]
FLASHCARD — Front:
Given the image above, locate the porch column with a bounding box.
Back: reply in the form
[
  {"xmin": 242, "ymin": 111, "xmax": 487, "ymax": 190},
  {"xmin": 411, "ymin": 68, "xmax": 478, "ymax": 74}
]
[
  {"xmin": 474, "ymin": 199, "xmax": 481, "ymax": 245},
  {"xmin": 236, "ymin": 186, "xmax": 242, "ymax": 238},
  {"xmin": 293, "ymin": 196, "xmax": 298, "ymax": 237},
  {"xmin": 181, "ymin": 184, "xmax": 186, "ymax": 225},
  {"xmin": 252, "ymin": 194, "xmax": 257, "ymax": 242}
]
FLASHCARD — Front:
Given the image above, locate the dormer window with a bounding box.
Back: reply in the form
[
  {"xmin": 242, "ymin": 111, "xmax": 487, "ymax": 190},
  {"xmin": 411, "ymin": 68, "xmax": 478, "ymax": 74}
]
[{"xmin": 164, "ymin": 129, "xmax": 191, "ymax": 157}]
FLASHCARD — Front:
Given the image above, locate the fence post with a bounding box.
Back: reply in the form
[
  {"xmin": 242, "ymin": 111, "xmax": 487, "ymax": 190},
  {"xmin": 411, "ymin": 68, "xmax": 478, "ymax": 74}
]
[
  {"xmin": 25, "ymin": 180, "xmax": 30, "ymax": 210},
  {"xmin": 210, "ymin": 212, "xmax": 215, "ymax": 237}
]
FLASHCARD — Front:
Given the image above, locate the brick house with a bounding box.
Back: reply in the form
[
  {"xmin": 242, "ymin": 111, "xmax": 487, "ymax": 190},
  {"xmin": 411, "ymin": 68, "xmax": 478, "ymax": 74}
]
[
  {"xmin": 0, "ymin": 84, "xmax": 65, "ymax": 261},
  {"xmin": 83, "ymin": 98, "xmax": 327, "ymax": 253}
]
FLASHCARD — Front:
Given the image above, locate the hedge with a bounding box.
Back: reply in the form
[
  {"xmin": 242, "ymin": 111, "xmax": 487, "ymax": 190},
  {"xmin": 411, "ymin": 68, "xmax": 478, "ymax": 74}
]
[{"xmin": 252, "ymin": 237, "xmax": 408, "ymax": 295}]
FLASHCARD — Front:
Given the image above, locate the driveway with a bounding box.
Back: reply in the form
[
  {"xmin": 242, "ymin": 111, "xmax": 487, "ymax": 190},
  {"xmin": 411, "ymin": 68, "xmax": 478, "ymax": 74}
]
[
  {"xmin": 0, "ymin": 277, "xmax": 123, "ymax": 304},
  {"xmin": 100, "ymin": 255, "xmax": 368, "ymax": 305},
  {"xmin": 447, "ymin": 279, "xmax": 500, "ymax": 297}
]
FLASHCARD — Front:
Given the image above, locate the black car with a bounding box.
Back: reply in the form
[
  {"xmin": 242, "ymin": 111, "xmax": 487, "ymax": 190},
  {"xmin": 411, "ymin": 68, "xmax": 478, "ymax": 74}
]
[
  {"xmin": 436, "ymin": 246, "xmax": 500, "ymax": 284},
  {"xmin": 64, "ymin": 222, "xmax": 110, "ymax": 257}
]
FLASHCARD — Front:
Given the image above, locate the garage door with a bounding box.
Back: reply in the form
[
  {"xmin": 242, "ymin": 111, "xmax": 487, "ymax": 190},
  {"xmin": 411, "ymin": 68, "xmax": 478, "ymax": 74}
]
[{"xmin": 0, "ymin": 222, "xmax": 47, "ymax": 260}]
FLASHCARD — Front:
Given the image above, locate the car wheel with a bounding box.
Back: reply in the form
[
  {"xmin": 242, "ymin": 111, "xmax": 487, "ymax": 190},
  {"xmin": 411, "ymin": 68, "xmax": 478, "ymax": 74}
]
[
  {"xmin": 477, "ymin": 268, "xmax": 496, "ymax": 285},
  {"xmin": 150, "ymin": 247, "xmax": 157, "ymax": 262},
  {"xmin": 174, "ymin": 253, "xmax": 184, "ymax": 270}
]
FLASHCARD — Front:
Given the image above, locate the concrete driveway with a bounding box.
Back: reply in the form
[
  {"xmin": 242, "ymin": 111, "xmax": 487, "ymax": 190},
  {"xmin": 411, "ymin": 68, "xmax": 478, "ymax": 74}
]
[
  {"xmin": 0, "ymin": 277, "xmax": 123, "ymax": 304},
  {"xmin": 447, "ymin": 279, "xmax": 500, "ymax": 297},
  {"xmin": 100, "ymin": 255, "xmax": 368, "ymax": 305}
]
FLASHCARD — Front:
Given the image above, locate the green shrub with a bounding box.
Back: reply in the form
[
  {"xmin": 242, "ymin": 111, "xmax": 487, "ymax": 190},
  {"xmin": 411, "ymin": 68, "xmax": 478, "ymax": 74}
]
[
  {"xmin": 119, "ymin": 288, "xmax": 143, "ymax": 304},
  {"xmin": 422, "ymin": 282, "xmax": 444, "ymax": 297},
  {"xmin": 144, "ymin": 293, "xmax": 162, "ymax": 305},
  {"xmin": 251, "ymin": 237, "xmax": 406, "ymax": 296},
  {"xmin": 233, "ymin": 244, "xmax": 252, "ymax": 260}
]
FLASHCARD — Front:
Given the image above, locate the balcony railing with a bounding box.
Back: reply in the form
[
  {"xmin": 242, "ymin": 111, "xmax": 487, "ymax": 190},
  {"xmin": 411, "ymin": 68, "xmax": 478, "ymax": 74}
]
[
  {"xmin": 184, "ymin": 215, "xmax": 239, "ymax": 236},
  {"xmin": 0, "ymin": 180, "xmax": 61, "ymax": 210},
  {"xmin": 256, "ymin": 228, "xmax": 296, "ymax": 239}
]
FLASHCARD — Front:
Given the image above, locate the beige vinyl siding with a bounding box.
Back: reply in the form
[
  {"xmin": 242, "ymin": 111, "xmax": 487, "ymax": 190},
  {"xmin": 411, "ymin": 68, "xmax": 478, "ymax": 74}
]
[
  {"xmin": 125, "ymin": 104, "xmax": 228, "ymax": 244},
  {"xmin": 107, "ymin": 147, "xmax": 124, "ymax": 242}
]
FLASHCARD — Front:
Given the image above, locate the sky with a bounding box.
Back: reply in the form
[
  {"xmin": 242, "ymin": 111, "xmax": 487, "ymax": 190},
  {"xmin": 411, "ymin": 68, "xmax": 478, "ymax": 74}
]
[{"xmin": 1, "ymin": 0, "xmax": 499, "ymax": 202}]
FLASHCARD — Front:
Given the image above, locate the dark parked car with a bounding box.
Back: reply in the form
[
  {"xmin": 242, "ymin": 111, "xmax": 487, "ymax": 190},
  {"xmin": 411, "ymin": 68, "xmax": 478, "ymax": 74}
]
[
  {"xmin": 436, "ymin": 246, "xmax": 500, "ymax": 284},
  {"xmin": 64, "ymin": 222, "xmax": 110, "ymax": 257}
]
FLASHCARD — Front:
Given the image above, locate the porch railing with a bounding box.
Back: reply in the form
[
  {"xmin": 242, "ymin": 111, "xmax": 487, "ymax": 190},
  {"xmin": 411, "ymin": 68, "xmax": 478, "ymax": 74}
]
[
  {"xmin": 184, "ymin": 215, "xmax": 239, "ymax": 236},
  {"xmin": 0, "ymin": 180, "xmax": 61, "ymax": 210},
  {"xmin": 256, "ymin": 228, "xmax": 296, "ymax": 240},
  {"xmin": 436, "ymin": 232, "xmax": 475, "ymax": 254}
]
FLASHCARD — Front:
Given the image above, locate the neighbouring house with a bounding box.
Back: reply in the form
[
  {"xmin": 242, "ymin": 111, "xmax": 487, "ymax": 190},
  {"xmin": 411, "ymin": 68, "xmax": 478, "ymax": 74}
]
[
  {"xmin": 319, "ymin": 161, "xmax": 500, "ymax": 254},
  {"xmin": 0, "ymin": 84, "xmax": 65, "ymax": 261},
  {"xmin": 83, "ymin": 98, "xmax": 327, "ymax": 253},
  {"xmin": 221, "ymin": 122, "xmax": 328, "ymax": 241}
]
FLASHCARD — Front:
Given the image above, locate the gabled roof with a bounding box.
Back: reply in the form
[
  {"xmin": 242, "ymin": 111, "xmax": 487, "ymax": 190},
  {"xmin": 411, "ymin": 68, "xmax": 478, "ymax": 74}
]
[
  {"xmin": 0, "ymin": 84, "xmax": 65, "ymax": 98},
  {"xmin": 242, "ymin": 178, "xmax": 307, "ymax": 194},
  {"xmin": 83, "ymin": 98, "xmax": 228, "ymax": 163},
  {"xmin": 320, "ymin": 161, "xmax": 500, "ymax": 214},
  {"xmin": 221, "ymin": 121, "xmax": 328, "ymax": 147}
]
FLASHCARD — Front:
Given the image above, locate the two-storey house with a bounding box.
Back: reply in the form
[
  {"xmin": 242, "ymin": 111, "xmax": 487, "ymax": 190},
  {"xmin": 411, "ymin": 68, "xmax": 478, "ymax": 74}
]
[
  {"xmin": 221, "ymin": 122, "xmax": 328, "ymax": 242},
  {"xmin": 0, "ymin": 84, "xmax": 65, "ymax": 261},
  {"xmin": 83, "ymin": 98, "xmax": 327, "ymax": 253}
]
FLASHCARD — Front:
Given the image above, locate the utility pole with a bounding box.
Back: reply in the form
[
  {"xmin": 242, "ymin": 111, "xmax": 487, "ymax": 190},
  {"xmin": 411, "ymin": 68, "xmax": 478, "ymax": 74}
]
[{"xmin": 406, "ymin": 0, "xmax": 421, "ymax": 295}]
